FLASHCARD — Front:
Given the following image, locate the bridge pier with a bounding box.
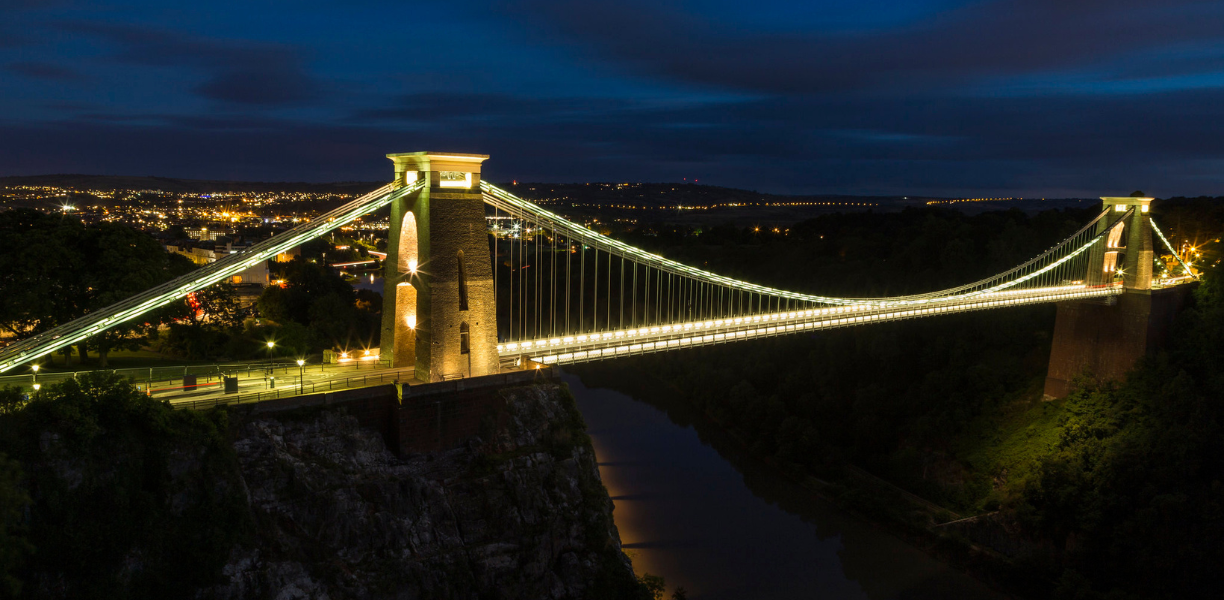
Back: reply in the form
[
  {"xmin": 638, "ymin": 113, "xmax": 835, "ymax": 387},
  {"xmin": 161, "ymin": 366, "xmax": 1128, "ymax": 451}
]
[
  {"xmin": 1043, "ymin": 287, "xmax": 1191, "ymax": 399},
  {"xmin": 379, "ymin": 152, "xmax": 500, "ymax": 382},
  {"xmin": 1043, "ymin": 195, "xmax": 1187, "ymax": 399}
]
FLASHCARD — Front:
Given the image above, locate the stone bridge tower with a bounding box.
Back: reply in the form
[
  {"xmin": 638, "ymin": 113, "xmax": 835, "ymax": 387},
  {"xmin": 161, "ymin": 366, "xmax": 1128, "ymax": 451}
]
[
  {"xmin": 1043, "ymin": 196, "xmax": 1190, "ymax": 398},
  {"xmin": 1084, "ymin": 196, "xmax": 1154, "ymax": 289},
  {"xmin": 379, "ymin": 152, "xmax": 499, "ymax": 382}
]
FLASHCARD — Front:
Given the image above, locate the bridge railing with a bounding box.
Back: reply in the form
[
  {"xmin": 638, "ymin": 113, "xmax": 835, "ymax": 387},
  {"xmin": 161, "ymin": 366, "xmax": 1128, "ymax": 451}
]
[
  {"xmin": 0, "ymin": 358, "xmax": 394, "ymax": 394},
  {"xmin": 170, "ymin": 366, "xmax": 417, "ymax": 411}
]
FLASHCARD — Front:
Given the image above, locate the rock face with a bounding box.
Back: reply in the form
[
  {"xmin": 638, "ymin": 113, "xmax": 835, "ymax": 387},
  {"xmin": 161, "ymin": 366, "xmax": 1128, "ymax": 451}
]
[{"xmin": 199, "ymin": 382, "xmax": 638, "ymax": 600}]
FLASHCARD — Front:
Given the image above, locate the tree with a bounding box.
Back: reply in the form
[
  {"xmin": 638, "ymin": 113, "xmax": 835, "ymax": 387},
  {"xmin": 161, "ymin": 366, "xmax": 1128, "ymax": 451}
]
[
  {"xmin": 164, "ymin": 224, "xmax": 187, "ymax": 240},
  {"xmin": 0, "ymin": 210, "xmax": 196, "ymax": 367},
  {"xmin": 256, "ymin": 284, "xmax": 291, "ymax": 322},
  {"xmin": 0, "ymin": 209, "xmax": 86, "ymax": 338},
  {"xmin": 0, "ymin": 373, "xmax": 248, "ymax": 597},
  {"xmin": 638, "ymin": 573, "xmax": 666, "ymax": 600},
  {"xmin": 188, "ymin": 284, "xmax": 244, "ymax": 329},
  {"xmin": 75, "ymin": 223, "xmax": 196, "ymax": 367},
  {"xmin": 254, "ymin": 258, "xmax": 381, "ymax": 353},
  {"xmin": 307, "ymin": 293, "xmax": 358, "ymax": 348},
  {"xmin": 0, "ymin": 451, "xmax": 29, "ymax": 597}
]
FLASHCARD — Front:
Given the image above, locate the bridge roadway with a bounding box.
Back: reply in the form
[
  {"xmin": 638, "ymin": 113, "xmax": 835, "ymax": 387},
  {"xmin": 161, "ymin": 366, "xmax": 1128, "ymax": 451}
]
[
  {"xmin": 162, "ymin": 364, "xmax": 419, "ymax": 410},
  {"xmin": 2, "ymin": 360, "xmax": 410, "ymax": 409},
  {"xmin": 500, "ymin": 282, "xmax": 1128, "ymax": 366}
]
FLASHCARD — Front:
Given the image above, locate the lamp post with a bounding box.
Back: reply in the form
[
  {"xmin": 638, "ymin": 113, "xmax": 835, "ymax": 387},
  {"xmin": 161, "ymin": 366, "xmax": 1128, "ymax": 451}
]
[
  {"xmin": 296, "ymin": 359, "xmax": 305, "ymax": 394},
  {"xmin": 266, "ymin": 341, "xmax": 275, "ymax": 388},
  {"xmin": 31, "ymin": 383, "xmax": 40, "ymax": 393},
  {"xmin": 31, "ymin": 364, "xmax": 39, "ymax": 386}
]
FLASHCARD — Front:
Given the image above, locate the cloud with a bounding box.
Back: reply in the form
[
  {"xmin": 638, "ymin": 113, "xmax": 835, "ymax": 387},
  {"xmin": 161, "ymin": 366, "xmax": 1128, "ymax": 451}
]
[
  {"xmin": 59, "ymin": 22, "xmax": 319, "ymax": 106},
  {"xmin": 4, "ymin": 60, "xmax": 80, "ymax": 80},
  {"xmin": 350, "ymin": 93, "xmax": 638, "ymax": 125},
  {"xmin": 0, "ymin": 0, "xmax": 66, "ymax": 9},
  {"xmin": 1, "ymin": 1, "xmax": 1222, "ymax": 198},
  {"xmin": 10, "ymin": 84, "xmax": 1210, "ymax": 196},
  {"xmin": 504, "ymin": 0, "xmax": 1224, "ymax": 94},
  {"xmin": 350, "ymin": 87, "xmax": 1224, "ymax": 165}
]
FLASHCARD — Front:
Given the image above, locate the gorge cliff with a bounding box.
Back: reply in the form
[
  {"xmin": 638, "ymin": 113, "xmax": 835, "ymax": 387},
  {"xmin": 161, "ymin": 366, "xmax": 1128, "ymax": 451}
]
[{"xmin": 0, "ymin": 375, "xmax": 645, "ymax": 599}]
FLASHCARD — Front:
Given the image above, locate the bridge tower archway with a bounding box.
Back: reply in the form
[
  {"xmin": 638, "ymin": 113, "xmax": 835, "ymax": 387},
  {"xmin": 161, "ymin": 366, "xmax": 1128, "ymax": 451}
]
[
  {"xmin": 379, "ymin": 152, "xmax": 498, "ymax": 383},
  {"xmin": 387, "ymin": 211, "xmax": 419, "ymax": 371}
]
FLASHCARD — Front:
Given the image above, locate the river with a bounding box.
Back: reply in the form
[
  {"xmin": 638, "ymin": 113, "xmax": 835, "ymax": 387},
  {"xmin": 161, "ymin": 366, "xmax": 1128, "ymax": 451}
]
[
  {"xmin": 348, "ymin": 273, "xmax": 1005, "ymax": 598},
  {"xmin": 564, "ymin": 371, "xmax": 1005, "ymax": 600}
]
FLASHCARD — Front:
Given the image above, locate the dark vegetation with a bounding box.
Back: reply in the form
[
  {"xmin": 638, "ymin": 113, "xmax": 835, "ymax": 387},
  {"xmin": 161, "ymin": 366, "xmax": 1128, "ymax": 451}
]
[
  {"xmin": 155, "ymin": 231, "xmax": 383, "ymax": 361},
  {"xmin": 577, "ymin": 199, "xmax": 1224, "ymax": 600},
  {"xmin": 621, "ymin": 205, "xmax": 1099, "ymax": 297},
  {"xmin": 252, "ymin": 259, "xmax": 383, "ymax": 354},
  {"xmin": 0, "ymin": 208, "xmax": 383, "ymax": 365},
  {"xmin": 154, "ymin": 257, "xmax": 382, "ymax": 361},
  {"xmin": 0, "ymin": 374, "xmax": 248, "ymax": 598},
  {"xmin": 0, "ymin": 209, "xmax": 195, "ymax": 367}
]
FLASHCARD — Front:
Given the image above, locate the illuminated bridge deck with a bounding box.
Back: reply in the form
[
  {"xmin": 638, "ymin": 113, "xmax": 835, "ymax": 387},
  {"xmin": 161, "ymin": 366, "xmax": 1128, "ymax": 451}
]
[{"xmin": 500, "ymin": 283, "xmax": 1125, "ymax": 366}]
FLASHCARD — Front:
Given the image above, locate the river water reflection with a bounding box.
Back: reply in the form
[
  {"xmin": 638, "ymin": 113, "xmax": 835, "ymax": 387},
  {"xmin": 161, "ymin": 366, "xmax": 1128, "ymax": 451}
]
[{"xmin": 565, "ymin": 371, "xmax": 1005, "ymax": 600}]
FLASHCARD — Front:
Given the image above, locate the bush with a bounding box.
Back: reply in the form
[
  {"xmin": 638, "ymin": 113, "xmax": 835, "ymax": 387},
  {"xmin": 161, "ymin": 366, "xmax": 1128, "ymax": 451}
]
[{"xmin": 0, "ymin": 373, "xmax": 250, "ymax": 598}]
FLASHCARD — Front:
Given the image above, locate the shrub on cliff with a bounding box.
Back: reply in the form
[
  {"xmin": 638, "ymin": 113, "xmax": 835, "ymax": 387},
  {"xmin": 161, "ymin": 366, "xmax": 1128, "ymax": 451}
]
[
  {"xmin": 1015, "ymin": 271, "xmax": 1224, "ymax": 600},
  {"xmin": 0, "ymin": 373, "xmax": 250, "ymax": 599}
]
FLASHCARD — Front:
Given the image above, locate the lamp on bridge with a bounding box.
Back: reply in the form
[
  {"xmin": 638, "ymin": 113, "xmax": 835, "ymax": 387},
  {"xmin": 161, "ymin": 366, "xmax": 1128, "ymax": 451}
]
[
  {"xmin": 266, "ymin": 341, "xmax": 275, "ymax": 387},
  {"xmin": 296, "ymin": 359, "xmax": 305, "ymax": 393}
]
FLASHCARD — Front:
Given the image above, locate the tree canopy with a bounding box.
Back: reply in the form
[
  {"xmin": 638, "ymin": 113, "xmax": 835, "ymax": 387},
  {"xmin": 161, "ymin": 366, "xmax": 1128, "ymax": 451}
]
[{"xmin": 0, "ymin": 209, "xmax": 197, "ymax": 366}]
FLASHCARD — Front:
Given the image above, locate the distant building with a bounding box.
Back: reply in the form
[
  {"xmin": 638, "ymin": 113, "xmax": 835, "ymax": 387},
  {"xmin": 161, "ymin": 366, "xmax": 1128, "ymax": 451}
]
[
  {"xmin": 275, "ymin": 246, "xmax": 301, "ymax": 262},
  {"xmin": 165, "ymin": 241, "xmax": 269, "ymax": 286},
  {"xmin": 185, "ymin": 226, "xmax": 231, "ymax": 241}
]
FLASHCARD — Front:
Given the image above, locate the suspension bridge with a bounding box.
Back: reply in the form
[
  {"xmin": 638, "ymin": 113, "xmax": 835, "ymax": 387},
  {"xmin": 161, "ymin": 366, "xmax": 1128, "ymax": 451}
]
[{"xmin": 0, "ymin": 152, "xmax": 1198, "ymax": 401}]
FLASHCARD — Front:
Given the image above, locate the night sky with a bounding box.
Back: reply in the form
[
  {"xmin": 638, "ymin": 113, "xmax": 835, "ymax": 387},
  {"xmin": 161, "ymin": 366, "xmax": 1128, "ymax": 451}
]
[{"xmin": 2, "ymin": 0, "xmax": 1223, "ymax": 197}]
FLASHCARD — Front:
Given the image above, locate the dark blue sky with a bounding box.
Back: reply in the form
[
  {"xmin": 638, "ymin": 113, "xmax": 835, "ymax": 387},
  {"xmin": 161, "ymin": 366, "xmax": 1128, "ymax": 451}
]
[{"xmin": 2, "ymin": 0, "xmax": 1223, "ymax": 196}]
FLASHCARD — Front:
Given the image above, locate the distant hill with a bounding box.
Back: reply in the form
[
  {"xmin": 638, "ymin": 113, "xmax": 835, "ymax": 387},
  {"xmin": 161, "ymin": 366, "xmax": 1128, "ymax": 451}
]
[
  {"xmin": 500, "ymin": 181, "xmax": 906, "ymax": 204},
  {"xmin": 0, "ymin": 174, "xmax": 385, "ymax": 194},
  {"xmin": 1, "ymin": 175, "xmax": 1088, "ymax": 216}
]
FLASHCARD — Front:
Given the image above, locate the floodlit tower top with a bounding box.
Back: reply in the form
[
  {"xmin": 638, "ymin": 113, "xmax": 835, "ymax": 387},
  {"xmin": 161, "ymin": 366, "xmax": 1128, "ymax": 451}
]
[
  {"xmin": 387, "ymin": 151, "xmax": 490, "ymax": 190},
  {"xmin": 1102, "ymin": 196, "xmax": 1153, "ymax": 214}
]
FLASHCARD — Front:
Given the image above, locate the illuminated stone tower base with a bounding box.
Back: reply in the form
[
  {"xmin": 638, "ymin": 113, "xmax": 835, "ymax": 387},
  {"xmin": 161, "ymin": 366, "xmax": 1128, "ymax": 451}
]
[
  {"xmin": 379, "ymin": 152, "xmax": 499, "ymax": 382},
  {"xmin": 1043, "ymin": 196, "xmax": 1186, "ymax": 399}
]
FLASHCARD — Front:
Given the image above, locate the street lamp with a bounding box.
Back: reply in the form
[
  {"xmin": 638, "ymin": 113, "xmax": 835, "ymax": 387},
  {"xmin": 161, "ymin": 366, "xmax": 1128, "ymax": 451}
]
[
  {"xmin": 31, "ymin": 383, "xmax": 40, "ymax": 393},
  {"xmin": 297, "ymin": 359, "xmax": 305, "ymax": 394},
  {"xmin": 266, "ymin": 341, "xmax": 275, "ymax": 388},
  {"xmin": 31, "ymin": 364, "xmax": 39, "ymax": 386}
]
